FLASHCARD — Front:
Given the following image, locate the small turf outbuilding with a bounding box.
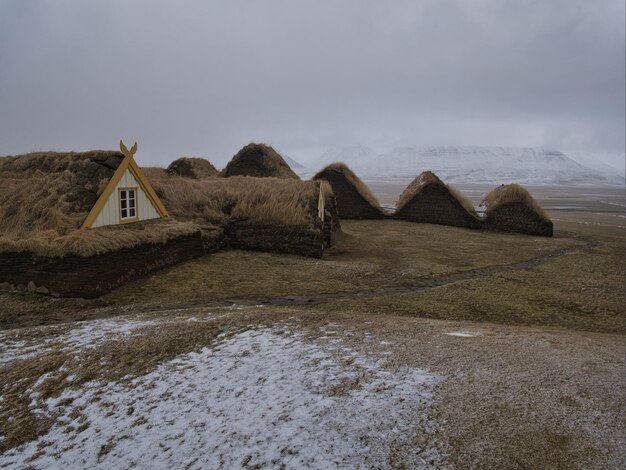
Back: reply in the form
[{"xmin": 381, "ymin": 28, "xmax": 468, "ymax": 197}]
[
  {"xmin": 222, "ymin": 143, "xmax": 300, "ymax": 179},
  {"xmin": 394, "ymin": 171, "xmax": 481, "ymax": 229},
  {"xmin": 481, "ymin": 184, "xmax": 553, "ymax": 237},
  {"xmin": 313, "ymin": 163, "xmax": 385, "ymax": 219},
  {"xmin": 166, "ymin": 157, "xmax": 219, "ymax": 179}
]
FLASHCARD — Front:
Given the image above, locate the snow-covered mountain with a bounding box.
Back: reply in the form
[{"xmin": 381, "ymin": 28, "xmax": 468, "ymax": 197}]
[
  {"xmin": 313, "ymin": 146, "xmax": 623, "ymax": 186},
  {"xmin": 277, "ymin": 151, "xmax": 311, "ymax": 178},
  {"xmin": 319, "ymin": 145, "xmax": 378, "ymax": 166}
]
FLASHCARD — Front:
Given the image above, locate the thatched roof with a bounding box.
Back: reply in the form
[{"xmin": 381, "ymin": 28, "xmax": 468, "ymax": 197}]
[
  {"xmin": 481, "ymin": 184, "xmax": 553, "ymax": 236},
  {"xmin": 0, "ymin": 151, "xmax": 124, "ymax": 239},
  {"xmin": 222, "ymin": 143, "xmax": 299, "ymax": 179},
  {"xmin": 481, "ymin": 184, "xmax": 549, "ymax": 220},
  {"xmin": 313, "ymin": 163, "xmax": 384, "ymax": 219},
  {"xmin": 148, "ymin": 173, "xmax": 322, "ymax": 228},
  {"xmin": 167, "ymin": 157, "xmax": 219, "ymax": 178},
  {"xmin": 394, "ymin": 171, "xmax": 481, "ymax": 229}
]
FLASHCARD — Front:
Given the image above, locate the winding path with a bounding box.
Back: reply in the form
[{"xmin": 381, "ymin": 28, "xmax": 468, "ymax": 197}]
[{"xmin": 137, "ymin": 234, "xmax": 600, "ymax": 313}]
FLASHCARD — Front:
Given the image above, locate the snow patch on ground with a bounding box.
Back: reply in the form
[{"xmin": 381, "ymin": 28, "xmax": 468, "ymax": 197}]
[
  {"xmin": 446, "ymin": 332, "xmax": 479, "ymax": 338},
  {"xmin": 0, "ymin": 318, "xmax": 156, "ymax": 365},
  {"xmin": 2, "ymin": 328, "xmax": 442, "ymax": 469}
]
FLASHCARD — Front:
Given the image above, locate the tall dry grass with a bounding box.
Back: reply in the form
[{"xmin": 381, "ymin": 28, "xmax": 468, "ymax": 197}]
[
  {"xmin": 481, "ymin": 184, "xmax": 550, "ymax": 220},
  {"xmin": 0, "ymin": 151, "xmax": 123, "ymax": 239},
  {"xmin": 397, "ymin": 171, "xmax": 476, "ymax": 214},
  {"xmin": 149, "ymin": 173, "xmax": 320, "ymax": 227}
]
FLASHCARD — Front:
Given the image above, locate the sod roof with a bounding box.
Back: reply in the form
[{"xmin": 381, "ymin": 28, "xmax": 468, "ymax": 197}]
[
  {"xmin": 167, "ymin": 157, "xmax": 219, "ymax": 179},
  {"xmin": 481, "ymin": 184, "xmax": 550, "ymax": 221},
  {"xmin": 148, "ymin": 173, "xmax": 321, "ymax": 228},
  {"xmin": 0, "ymin": 151, "xmax": 124, "ymax": 239},
  {"xmin": 222, "ymin": 143, "xmax": 299, "ymax": 179}
]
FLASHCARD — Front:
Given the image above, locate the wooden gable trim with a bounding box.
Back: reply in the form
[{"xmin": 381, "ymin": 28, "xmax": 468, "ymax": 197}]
[
  {"xmin": 81, "ymin": 140, "xmax": 169, "ymax": 229},
  {"xmin": 127, "ymin": 158, "xmax": 169, "ymax": 218},
  {"xmin": 81, "ymin": 154, "xmax": 131, "ymax": 229}
]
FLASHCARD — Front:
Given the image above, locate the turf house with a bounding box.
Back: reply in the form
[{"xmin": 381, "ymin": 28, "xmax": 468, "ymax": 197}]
[
  {"xmin": 0, "ymin": 141, "xmax": 335, "ymax": 297},
  {"xmin": 481, "ymin": 184, "xmax": 554, "ymax": 237},
  {"xmin": 394, "ymin": 171, "xmax": 482, "ymax": 229},
  {"xmin": 222, "ymin": 143, "xmax": 300, "ymax": 179},
  {"xmin": 313, "ymin": 163, "xmax": 385, "ymax": 219},
  {"xmin": 166, "ymin": 157, "xmax": 219, "ymax": 179}
]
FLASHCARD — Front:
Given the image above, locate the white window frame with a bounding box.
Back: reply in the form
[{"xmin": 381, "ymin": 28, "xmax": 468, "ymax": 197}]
[{"xmin": 119, "ymin": 187, "xmax": 139, "ymax": 222}]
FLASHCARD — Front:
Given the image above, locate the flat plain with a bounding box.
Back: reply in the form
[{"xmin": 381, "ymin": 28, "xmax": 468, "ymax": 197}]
[{"xmin": 1, "ymin": 184, "xmax": 624, "ymax": 468}]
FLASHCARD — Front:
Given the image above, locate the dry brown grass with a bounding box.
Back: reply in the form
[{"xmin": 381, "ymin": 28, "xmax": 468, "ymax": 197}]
[
  {"xmin": 481, "ymin": 184, "xmax": 550, "ymax": 220},
  {"xmin": 397, "ymin": 171, "xmax": 476, "ymax": 214},
  {"xmin": 313, "ymin": 162, "xmax": 382, "ymax": 210},
  {"xmin": 0, "ymin": 219, "xmax": 201, "ymax": 257},
  {"xmin": 222, "ymin": 143, "xmax": 299, "ymax": 179},
  {"xmin": 0, "ymin": 151, "xmax": 123, "ymax": 239},
  {"xmin": 104, "ymin": 219, "xmax": 580, "ymax": 307},
  {"xmin": 149, "ymin": 173, "xmax": 321, "ymax": 227},
  {"xmin": 141, "ymin": 166, "xmax": 169, "ymax": 180}
]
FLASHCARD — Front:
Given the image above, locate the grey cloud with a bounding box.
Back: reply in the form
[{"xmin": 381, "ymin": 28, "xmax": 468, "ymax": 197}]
[{"xmin": 0, "ymin": 0, "xmax": 623, "ymax": 169}]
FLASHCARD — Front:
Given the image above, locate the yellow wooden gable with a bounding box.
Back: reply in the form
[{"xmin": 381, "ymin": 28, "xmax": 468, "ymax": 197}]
[{"xmin": 81, "ymin": 141, "xmax": 169, "ymax": 229}]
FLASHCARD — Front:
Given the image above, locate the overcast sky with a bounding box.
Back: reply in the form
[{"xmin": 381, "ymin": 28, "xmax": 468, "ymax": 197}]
[{"xmin": 0, "ymin": 0, "xmax": 624, "ymax": 169}]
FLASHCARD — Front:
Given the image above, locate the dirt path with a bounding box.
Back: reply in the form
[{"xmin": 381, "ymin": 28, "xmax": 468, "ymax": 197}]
[{"xmin": 128, "ymin": 234, "xmax": 598, "ymax": 313}]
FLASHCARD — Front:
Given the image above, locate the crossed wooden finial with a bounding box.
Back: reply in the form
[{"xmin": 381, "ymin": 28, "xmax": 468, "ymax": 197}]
[{"xmin": 120, "ymin": 140, "xmax": 138, "ymax": 158}]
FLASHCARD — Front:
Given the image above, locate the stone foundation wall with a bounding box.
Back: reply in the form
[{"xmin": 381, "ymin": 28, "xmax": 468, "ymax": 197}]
[
  {"xmin": 0, "ymin": 231, "xmax": 219, "ymax": 298},
  {"xmin": 225, "ymin": 220, "xmax": 325, "ymax": 258}
]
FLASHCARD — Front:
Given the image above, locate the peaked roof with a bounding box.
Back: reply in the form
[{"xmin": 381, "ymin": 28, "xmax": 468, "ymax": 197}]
[
  {"xmin": 396, "ymin": 171, "xmax": 476, "ymax": 215},
  {"xmin": 81, "ymin": 141, "xmax": 169, "ymax": 228},
  {"xmin": 313, "ymin": 162, "xmax": 384, "ymax": 219},
  {"xmin": 222, "ymin": 143, "xmax": 300, "ymax": 179}
]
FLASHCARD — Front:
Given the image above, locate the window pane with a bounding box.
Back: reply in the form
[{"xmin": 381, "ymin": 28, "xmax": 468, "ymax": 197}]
[
  {"xmin": 129, "ymin": 189, "xmax": 135, "ymax": 198},
  {"xmin": 121, "ymin": 200, "xmax": 127, "ymax": 209},
  {"xmin": 129, "ymin": 208, "xmax": 136, "ymax": 217},
  {"xmin": 121, "ymin": 209, "xmax": 128, "ymax": 218},
  {"xmin": 121, "ymin": 190, "xmax": 126, "ymax": 199},
  {"xmin": 129, "ymin": 198, "xmax": 136, "ymax": 209}
]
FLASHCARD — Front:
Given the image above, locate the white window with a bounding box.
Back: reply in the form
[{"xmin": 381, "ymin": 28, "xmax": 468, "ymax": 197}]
[{"xmin": 119, "ymin": 188, "xmax": 137, "ymax": 220}]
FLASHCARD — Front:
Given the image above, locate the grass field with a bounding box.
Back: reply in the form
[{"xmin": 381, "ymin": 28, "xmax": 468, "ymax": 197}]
[{"xmin": 1, "ymin": 184, "xmax": 624, "ymax": 468}]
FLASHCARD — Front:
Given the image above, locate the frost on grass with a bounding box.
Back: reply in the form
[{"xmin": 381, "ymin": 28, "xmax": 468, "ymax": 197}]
[
  {"xmin": 2, "ymin": 328, "xmax": 442, "ymax": 469},
  {"xmin": 0, "ymin": 318, "xmax": 156, "ymax": 365}
]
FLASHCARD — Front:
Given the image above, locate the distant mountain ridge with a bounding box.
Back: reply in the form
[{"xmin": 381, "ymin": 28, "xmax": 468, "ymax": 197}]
[{"xmin": 310, "ymin": 145, "xmax": 623, "ymax": 186}]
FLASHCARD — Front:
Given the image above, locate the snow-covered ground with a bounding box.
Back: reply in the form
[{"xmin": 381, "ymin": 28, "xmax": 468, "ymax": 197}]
[{"xmin": 1, "ymin": 327, "xmax": 442, "ymax": 469}]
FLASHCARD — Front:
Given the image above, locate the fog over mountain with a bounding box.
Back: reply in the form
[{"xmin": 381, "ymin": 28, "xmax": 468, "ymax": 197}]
[{"xmin": 292, "ymin": 146, "xmax": 624, "ymax": 186}]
